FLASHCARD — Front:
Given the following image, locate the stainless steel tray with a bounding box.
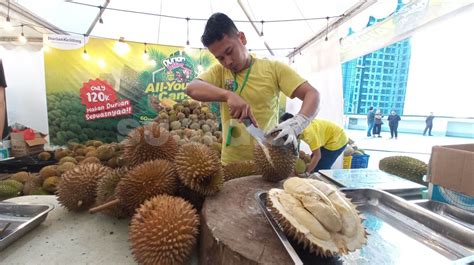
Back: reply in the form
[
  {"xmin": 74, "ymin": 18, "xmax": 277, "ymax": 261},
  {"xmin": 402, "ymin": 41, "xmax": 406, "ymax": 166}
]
[
  {"xmin": 256, "ymin": 188, "xmax": 474, "ymax": 265},
  {"xmin": 411, "ymin": 199, "xmax": 474, "ymax": 230},
  {"xmin": 0, "ymin": 202, "xmax": 54, "ymax": 251}
]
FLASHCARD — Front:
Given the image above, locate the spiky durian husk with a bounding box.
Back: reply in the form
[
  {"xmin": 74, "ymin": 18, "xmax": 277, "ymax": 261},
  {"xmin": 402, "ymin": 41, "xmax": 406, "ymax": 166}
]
[
  {"xmin": 129, "ymin": 195, "xmax": 199, "ymax": 265},
  {"xmin": 42, "ymin": 176, "xmax": 60, "ymax": 193},
  {"xmin": 96, "ymin": 144, "xmax": 116, "ymax": 161},
  {"xmin": 57, "ymin": 163, "xmax": 110, "ymax": 211},
  {"xmin": 223, "ymin": 160, "xmax": 256, "ymax": 181},
  {"xmin": 379, "ymin": 156, "xmax": 427, "ymax": 185},
  {"xmin": 116, "ymin": 160, "xmax": 177, "ymax": 216},
  {"xmin": 9, "ymin": 171, "xmax": 34, "ymax": 184},
  {"xmin": 95, "ymin": 167, "xmax": 129, "ymax": 218},
  {"xmin": 174, "ymin": 142, "xmax": 223, "ymax": 196},
  {"xmin": 266, "ymin": 179, "xmax": 367, "ymax": 257},
  {"xmin": 122, "ymin": 123, "xmax": 177, "ymax": 167},
  {"xmin": 254, "ymin": 141, "xmax": 296, "ymax": 182},
  {"xmin": 39, "ymin": 165, "xmax": 59, "ymax": 182}
]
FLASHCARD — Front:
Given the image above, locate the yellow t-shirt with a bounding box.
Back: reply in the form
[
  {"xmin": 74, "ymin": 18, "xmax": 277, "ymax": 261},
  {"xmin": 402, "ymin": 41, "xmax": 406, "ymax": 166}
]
[
  {"xmin": 197, "ymin": 56, "xmax": 306, "ymax": 164},
  {"xmin": 300, "ymin": 119, "xmax": 348, "ymax": 151}
]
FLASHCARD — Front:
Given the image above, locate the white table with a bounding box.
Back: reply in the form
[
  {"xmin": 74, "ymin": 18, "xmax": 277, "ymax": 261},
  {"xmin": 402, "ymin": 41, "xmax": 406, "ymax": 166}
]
[{"xmin": 0, "ymin": 196, "xmax": 135, "ymax": 265}]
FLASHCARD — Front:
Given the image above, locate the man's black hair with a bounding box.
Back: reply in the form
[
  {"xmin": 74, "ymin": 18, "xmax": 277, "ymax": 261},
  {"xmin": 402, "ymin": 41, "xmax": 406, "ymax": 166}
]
[
  {"xmin": 279, "ymin": 112, "xmax": 294, "ymax": 123},
  {"xmin": 201, "ymin": 13, "xmax": 239, "ymax": 47},
  {"xmin": 369, "ymin": 106, "xmax": 374, "ymax": 111}
]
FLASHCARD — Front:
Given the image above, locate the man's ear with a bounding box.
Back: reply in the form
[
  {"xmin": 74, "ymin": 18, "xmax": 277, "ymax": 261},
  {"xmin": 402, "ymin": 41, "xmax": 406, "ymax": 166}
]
[{"xmin": 239, "ymin": 31, "xmax": 247, "ymax": 45}]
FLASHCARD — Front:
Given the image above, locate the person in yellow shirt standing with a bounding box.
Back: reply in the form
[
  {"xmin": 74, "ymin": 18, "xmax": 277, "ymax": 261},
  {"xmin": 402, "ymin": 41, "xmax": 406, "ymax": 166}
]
[
  {"xmin": 186, "ymin": 13, "xmax": 320, "ymax": 164},
  {"xmin": 280, "ymin": 113, "xmax": 348, "ymax": 173}
]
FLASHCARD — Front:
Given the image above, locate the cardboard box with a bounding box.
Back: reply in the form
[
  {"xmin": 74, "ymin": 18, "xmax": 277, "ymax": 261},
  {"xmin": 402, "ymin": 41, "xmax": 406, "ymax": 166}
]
[
  {"xmin": 429, "ymin": 144, "xmax": 474, "ymax": 197},
  {"xmin": 10, "ymin": 132, "xmax": 47, "ymax": 157}
]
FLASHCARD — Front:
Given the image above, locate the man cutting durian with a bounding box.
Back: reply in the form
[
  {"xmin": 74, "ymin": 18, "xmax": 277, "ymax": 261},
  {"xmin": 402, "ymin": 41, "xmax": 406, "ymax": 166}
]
[{"xmin": 186, "ymin": 13, "xmax": 320, "ymax": 164}]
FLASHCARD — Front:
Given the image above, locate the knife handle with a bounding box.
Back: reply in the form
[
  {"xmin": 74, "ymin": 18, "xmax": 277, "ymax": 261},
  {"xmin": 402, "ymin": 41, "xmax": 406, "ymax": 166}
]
[{"xmin": 242, "ymin": 118, "xmax": 252, "ymax": 127}]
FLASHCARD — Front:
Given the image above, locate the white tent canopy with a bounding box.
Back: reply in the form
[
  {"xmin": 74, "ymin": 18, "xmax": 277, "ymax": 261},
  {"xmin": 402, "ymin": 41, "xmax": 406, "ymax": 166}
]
[{"xmin": 0, "ymin": 0, "xmax": 403, "ymax": 57}]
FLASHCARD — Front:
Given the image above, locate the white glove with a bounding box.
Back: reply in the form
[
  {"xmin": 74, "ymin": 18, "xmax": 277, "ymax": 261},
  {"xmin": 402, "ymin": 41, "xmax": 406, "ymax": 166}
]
[{"xmin": 266, "ymin": 113, "xmax": 311, "ymax": 149}]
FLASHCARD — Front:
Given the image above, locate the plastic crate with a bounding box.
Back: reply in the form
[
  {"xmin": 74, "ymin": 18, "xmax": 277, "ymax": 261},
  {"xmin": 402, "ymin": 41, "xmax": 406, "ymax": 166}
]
[{"xmin": 350, "ymin": 154, "xmax": 370, "ymax": 169}]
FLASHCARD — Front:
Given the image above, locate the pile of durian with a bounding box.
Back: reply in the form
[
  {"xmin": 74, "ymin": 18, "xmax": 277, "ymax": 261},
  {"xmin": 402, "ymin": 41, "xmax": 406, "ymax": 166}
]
[
  {"xmin": 51, "ymin": 121, "xmax": 225, "ymax": 265},
  {"xmin": 268, "ymin": 177, "xmax": 367, "ymax": 257},
  {"xmin": 154, "ymin": 99, "xmax": 222, "ymax": 155}
]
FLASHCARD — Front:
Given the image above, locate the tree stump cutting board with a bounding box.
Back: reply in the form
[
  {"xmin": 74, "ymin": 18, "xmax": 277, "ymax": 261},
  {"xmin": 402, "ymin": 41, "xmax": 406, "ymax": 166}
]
[{"xmin": 199, "ymin": 175, "xmax": 293, "ymax": 265}]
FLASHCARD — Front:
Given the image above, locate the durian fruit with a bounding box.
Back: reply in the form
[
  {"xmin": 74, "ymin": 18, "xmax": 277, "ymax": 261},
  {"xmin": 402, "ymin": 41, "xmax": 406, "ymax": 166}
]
[
  {"xmin": 54, "ymin": 149, "xmax": 70, "ymax": 160},
  {"xmin": 223, "ymin": 160, "xmax": 256, "ymax": 181},
  {"xmin": 23, "ymin": 175, "xmax": 43, "ymax": 195},
  {"xmin": 57, "ymin": 163, "xmax": 110, "ymax": 211},
  {"xmin": 57, "ymin": 161, "xmax": 76, "ymax": 175},
  {"xmin": 129, "ymin": 195, "xmax": 199, "ymax": 265},
  {"xmin": 80, "ymin": 156, "xmax": 101, "ymax": 165},
  {"xmin": 37, "ymin": 151, "xmax": 52, "ymax": 161},
  {"xmin": 59, "ymin": 156, "xmax": 77, "ymax": 165},
  {"xmin": 122, "ymin": 122, "xmax": 177, "ymax": 167},
  {"xmin": 267, "ymin": 177, "xmax": 367, "ymax": 257},
  {"xmin": 90, "ymin": 160, "xmax": 177, "ymax": 216},
  {"xmin": 39, "ymin": 165, "xmax": 58, "ymax": 182},
  {"xmin": 0, "ymin": 180, "xmax": 23, "ymax": 199},
  {"xmin": 254, "ymin": 135, "xmax": 296, "ymax": 182},
  {"xmin": 95, "ymin": 167, "xmax": 129, "ymax": 218},
  {"xmin": 379, "ymin": 156, "xmax": 427, "ymax": 185},
  {"xmin": 42, "ymin": 176, "xmax": 61, "ymax": 193},
  {"xmin": 174, "ymin": 142, "xmax": 223, "ymax": 196},
  {"xmin": 96, "ymin": 144, "xmax": 116, "ymax": 161},
  {"xmin": 30, "ymin": 188, "xmax": 50, "ymax": 195},
  {"xmin": 9, "ymin": 171, "xmax": 34, "ymax": 184}
]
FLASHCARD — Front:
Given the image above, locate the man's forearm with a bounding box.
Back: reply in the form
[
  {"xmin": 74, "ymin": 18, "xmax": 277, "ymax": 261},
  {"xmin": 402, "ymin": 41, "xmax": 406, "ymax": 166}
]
[
  {"xmin": 292, "ymin": 82, "xmax": 320, "ymax": 120},
  {"xmin": 185, "ymin": 79, "xmax": 229, "ymax": 102}
]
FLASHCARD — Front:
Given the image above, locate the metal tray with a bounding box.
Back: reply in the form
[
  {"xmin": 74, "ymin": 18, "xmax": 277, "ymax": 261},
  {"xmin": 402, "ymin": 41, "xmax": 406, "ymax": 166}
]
[
  {"xmin": 411, "ymin": 199, "xmax": 474, "ymax": 230},
  {"xmin": 0, "ymin": 202, "xmax": 54, "ymax": 251},
  {"xmin": 256, "ymin": 188, "xmax": 474, "ymax": 265}
]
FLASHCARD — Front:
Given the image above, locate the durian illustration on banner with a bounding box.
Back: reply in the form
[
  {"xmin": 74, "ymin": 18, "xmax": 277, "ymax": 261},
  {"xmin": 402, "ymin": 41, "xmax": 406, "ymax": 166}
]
[{"xmin": 44, "ymin": 35, "xmax": 216, "ymax": 145}]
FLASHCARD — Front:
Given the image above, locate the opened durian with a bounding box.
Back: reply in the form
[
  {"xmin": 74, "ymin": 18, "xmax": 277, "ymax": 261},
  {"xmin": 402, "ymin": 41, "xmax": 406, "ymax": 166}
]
[
  {"xmin": 223, "ymin": 160, "xmax": 256, "ymax": 181},
  {"xmin": 129, "ymin": 195, "xmax": 199, "ymax": 265},
  {"xmin": 122, "ymin": 122, "xmax": 177, "ymax": 167},
  {"xmin": 174, "ymin": 142, "xmax": 223, "ymax": 196},
  {"xmin": 95, "ymin": 167, "xmax": 129, "ymax": 218},
  {"xmin": 90, "ymin": 160, "xmax": 177, "ymax": 216},
  {"xmin": 254, "ymin": 134, "xmax": 296, "ymax": 182},
  {"xmin": 267, "ymin": 177, "xmax": 366, "ymax": 257},
  {"xmin": 57, "ymin": 163, "xmax": 110, "ymax": 211}
]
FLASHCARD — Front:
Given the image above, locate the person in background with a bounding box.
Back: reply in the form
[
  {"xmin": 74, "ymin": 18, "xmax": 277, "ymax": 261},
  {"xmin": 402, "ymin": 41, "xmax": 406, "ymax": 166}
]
[
  {"xmin": 280, "ymin": 113, "xmax": 348, "ymax": 173},
  {"xmin": 0, "ymin": 59, "xmax": 7, "ymax": 140},
  {"xmin": 186, "ymin": 13, "xmax": 320, "ymax": 164},
  {"xmin": 387, "ymin": 110, "xmax": 401, "ymax": 139},
  {"xmin": 423, "ymin": 112, "xmax": 434, "ymax": 136},
  {"xmin": 366, "ymin": 106, "xmax": 375, "ymax": 137},
  {"xmin": 372, "ymin": 109, "xmax": 383, "ymax": 138}
]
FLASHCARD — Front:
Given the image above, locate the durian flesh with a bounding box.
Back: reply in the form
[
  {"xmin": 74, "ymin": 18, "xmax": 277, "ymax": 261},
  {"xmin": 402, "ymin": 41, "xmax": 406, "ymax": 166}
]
[{"xmin": 267, "ymin": 177, "xmax": 366, "ymax": 257}]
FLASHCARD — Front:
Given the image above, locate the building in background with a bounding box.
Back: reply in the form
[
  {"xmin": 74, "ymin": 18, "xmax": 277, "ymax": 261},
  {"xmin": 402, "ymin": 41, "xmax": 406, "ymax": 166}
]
[{"xmin": 342, "ymin": 1, "xmax": 412, "ymax": 116}]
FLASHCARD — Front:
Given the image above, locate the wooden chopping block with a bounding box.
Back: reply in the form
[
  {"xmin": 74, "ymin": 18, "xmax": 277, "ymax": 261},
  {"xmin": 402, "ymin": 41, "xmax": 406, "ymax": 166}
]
[{"xmin": 199, "ymin": 175, "xmax": 293, "ymax": 265}]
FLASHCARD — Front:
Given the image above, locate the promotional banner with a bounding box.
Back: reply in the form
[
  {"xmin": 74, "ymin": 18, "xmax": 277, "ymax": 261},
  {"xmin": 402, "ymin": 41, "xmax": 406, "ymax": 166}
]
[{"xmin": 44, "ymin": 35, "xmax": 215, "ymax": 145}]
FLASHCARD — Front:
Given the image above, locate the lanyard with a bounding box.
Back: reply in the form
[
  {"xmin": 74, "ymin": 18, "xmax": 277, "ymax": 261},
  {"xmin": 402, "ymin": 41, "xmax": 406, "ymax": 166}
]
[{"xmin": 232, "ymin": 57, "xmax": 253, "ymax": 96}]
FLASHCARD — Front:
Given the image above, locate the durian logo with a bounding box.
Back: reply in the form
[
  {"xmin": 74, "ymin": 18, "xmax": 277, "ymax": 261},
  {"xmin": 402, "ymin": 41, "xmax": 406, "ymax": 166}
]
[{"xmin": 144, "ymin": 51, "xmax": 197, "ymax": 101}]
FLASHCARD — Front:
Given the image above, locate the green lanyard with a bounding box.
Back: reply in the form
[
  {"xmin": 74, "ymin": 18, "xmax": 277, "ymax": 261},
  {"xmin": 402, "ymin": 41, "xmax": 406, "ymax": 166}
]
[
  {"xmin": 225, "ymin": 58, "xmax": 254, "ymax": 146},
  {"xmin": 232, "ymin": 58, "xmax": 253, "ymax": 95}
]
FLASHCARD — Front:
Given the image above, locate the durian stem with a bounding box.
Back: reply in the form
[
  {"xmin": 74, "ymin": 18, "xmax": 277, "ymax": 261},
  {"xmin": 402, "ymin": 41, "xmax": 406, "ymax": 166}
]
[{"xmin": 89, "ymin": 199, "xmax": 119, "ymax": 214}]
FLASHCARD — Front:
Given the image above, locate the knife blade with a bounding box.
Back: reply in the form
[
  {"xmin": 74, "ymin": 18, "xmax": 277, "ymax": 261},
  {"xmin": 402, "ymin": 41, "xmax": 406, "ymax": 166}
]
[{"xmin": 242, "ymin": 118, "xmax": 275, "ymax": 168}]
